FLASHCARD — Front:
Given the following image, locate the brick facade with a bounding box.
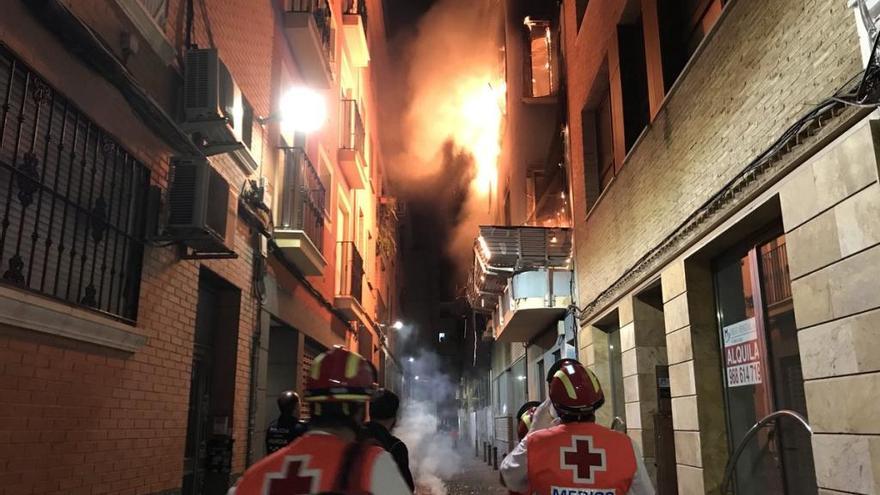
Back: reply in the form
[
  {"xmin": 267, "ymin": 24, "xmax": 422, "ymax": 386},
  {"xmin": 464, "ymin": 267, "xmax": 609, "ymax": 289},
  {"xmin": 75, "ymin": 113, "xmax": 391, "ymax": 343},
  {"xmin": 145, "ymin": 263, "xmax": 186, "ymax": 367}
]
[{"xmin": 0, "ymin": 0, "xmax": 396, "ymax": 493}]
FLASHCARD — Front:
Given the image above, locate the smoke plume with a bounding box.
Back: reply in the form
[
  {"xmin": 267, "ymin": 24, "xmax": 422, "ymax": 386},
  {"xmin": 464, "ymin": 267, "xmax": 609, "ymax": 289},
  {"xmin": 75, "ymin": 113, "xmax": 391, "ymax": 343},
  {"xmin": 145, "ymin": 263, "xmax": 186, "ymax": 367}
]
[
  {"xmin": 383, "ymin": 0, "xmax": 504, "ymax": 282},
  {"xmin": 393, "ymin": 351, "xmax": 462, "ymax": 495}
]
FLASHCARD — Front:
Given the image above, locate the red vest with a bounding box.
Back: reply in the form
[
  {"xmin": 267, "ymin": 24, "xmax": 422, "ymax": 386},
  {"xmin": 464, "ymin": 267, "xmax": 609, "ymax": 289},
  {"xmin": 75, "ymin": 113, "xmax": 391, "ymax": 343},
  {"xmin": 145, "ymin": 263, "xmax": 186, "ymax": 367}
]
[
  {"xmin": 526, "ymin": 422, "xmax": 636, "ymax": 495},
  {"xmin": 234, "ymin": 433, "xmax": 384, "ymax": 494}
]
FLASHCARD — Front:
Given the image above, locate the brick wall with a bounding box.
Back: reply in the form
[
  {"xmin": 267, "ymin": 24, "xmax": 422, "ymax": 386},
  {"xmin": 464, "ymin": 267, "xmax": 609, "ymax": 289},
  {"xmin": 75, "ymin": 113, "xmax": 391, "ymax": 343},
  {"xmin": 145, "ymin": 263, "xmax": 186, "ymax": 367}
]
[{"xmin": 562, "ymin": 0, "xmax": 862, "ymax": 312}]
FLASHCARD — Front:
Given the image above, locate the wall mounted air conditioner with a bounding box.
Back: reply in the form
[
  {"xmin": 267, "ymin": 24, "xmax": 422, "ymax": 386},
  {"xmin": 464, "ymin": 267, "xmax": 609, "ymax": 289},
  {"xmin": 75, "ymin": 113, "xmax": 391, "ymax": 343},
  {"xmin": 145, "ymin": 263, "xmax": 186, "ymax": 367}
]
[
  {"xmin": 167, "ymin": 157, "xmax": 236, "ymax": 253},
  {"xmin": 181, "ymin": 48, "xmax": 258, "ymax": 173}
]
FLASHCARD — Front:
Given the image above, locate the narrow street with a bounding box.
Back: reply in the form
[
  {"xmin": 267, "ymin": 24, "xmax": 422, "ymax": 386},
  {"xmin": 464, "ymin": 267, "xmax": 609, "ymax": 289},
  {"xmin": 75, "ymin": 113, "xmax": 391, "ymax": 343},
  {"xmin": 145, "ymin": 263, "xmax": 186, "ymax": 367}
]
[{"xmin": 420, "ymin": 450, "xmax": 508, "ymax": 495}]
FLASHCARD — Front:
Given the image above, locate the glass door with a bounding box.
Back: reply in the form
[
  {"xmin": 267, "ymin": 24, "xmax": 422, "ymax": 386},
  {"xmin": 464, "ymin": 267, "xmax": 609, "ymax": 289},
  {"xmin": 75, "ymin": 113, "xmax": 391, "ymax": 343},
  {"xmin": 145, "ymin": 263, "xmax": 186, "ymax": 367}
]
[{"xmin": 713, "ymin": 232, "xmax": 816, "ymax": 494}]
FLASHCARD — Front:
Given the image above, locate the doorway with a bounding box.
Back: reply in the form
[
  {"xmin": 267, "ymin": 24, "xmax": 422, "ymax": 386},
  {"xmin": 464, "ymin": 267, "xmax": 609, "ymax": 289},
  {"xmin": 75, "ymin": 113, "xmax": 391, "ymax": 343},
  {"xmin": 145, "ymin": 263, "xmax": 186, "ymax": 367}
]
[
  {"xmin": 182, "ymin": 269, "xmax": 241, "ymax": 495},
  {"xmin": 713, "ymin": 231, "xmax": 816, "ymax": 494},
  {"xmin": 266, "ymin": 321, "xmax": 299, "ymax": 433}
]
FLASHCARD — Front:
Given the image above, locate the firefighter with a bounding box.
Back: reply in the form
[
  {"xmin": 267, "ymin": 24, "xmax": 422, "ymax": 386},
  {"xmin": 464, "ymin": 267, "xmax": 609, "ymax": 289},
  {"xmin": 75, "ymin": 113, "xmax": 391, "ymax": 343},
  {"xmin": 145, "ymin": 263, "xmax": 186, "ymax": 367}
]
[
  {"xmin": 265, "ymin": 390, "xmax": 308, "ymax": 455},
  {"xmin": 230, "ymin": 347, "xmax": 411, "ymax": 495},
  {"xmin": 500, "ymin": 359, "xmax": 655, "ymax": 495},
  {"xmin": 530, "ymin": 358, "xmax": 580, "ymax": 433}
]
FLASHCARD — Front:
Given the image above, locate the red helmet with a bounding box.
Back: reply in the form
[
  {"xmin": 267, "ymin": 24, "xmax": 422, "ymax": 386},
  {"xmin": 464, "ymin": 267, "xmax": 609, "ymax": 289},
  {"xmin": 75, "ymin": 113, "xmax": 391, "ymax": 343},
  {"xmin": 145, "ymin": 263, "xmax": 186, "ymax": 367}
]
[
  {"xmin": 305, "ymin": 347, "xmax": 377, "ymax": 403},
  {"xmin": 549, "ymin": 359, "xmax": 604, "ymax": 416},
  {"xmin": 516, "ymin": 401, "xmax": 541, "ymax": 440}
]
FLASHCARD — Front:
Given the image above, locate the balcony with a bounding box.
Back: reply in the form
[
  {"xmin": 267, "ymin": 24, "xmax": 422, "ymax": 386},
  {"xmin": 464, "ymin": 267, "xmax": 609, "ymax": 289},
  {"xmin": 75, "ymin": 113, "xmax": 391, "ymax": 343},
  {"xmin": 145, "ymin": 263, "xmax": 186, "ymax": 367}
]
[
  {"xmin": 275, "ymin": 148, "xmax": 327, "ymax": 276},
  {"xmin": 342, "ymin": 0, "xmax": 369, "ymax": 67},
  {"xmin": 335, "ymin": 241, "xmax": 368, "ymax": 322},
  {"xmin": 338, "ymin": 99, "xmax": 367, "ymax": 189},
  {"xmin": 283, "ymin": 0, "xmax": 335, "ymax": 88},
  {"xmin": 469, "ymin": 226, "xmax": 573, "ymax": 343}
]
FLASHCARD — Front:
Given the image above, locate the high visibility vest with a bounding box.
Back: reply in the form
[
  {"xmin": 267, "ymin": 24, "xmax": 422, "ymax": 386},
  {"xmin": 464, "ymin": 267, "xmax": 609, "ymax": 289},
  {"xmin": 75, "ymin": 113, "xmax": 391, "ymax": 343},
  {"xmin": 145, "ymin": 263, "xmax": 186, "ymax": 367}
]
[
  {"xmin": 526, "ymin": 422, "xmax": 637, "ymax": 495},
  {"xmin": 234, "ymin": 433, "xmax": 384, "ymax": 494}
]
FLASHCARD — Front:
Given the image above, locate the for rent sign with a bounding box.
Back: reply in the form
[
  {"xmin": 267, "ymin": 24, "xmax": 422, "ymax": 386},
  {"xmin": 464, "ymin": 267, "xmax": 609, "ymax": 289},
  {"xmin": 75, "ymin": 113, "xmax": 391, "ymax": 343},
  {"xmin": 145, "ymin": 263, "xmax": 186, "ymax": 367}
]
[{"xmin": 722, "ymin": 318, "xmax": 762, "ymax": 388}]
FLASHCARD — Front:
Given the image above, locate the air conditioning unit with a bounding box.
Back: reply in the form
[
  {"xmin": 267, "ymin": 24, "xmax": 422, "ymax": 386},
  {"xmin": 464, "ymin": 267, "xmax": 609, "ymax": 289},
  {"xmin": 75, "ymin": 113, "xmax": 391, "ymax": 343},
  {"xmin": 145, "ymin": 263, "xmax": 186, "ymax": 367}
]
[
  {"xmin": 167, "ymin": 157, "xmax": 236, "ymax": 253},
  {"xmin": 181, "ymin": 48, "xmax": 258, "ymax": 173}
]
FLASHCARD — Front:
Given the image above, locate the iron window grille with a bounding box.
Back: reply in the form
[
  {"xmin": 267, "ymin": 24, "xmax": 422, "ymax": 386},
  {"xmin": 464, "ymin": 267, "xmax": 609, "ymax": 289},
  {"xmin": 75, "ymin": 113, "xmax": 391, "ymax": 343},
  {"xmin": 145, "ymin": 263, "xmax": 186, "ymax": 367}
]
[
  {"xmin": 340, "ymin": 99, "xmax": 365, "ymax": 158},
  {"xmin": 289, "ymin": 0, "xmax": 336, "ymax": 74},
  {"xmin": 0, "ymin": 44, "xmax": 151, "ymax": 323}
]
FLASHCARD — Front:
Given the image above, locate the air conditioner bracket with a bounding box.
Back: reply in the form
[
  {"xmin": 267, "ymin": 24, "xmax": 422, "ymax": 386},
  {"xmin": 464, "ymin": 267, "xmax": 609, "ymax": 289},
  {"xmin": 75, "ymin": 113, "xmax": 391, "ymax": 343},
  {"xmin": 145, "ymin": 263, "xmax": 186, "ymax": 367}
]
[{"xmin": 177, "ymin": 244, "xmax": 239, "ymax": 260}]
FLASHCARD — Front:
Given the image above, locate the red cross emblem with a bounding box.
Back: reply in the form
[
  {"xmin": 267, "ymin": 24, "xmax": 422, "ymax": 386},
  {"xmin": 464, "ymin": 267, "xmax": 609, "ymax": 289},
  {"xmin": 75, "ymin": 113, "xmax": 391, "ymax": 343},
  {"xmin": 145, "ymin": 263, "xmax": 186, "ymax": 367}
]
[
  {"xmin": 559, "ymin": 435, "xmax": 607, "ymax": 484},
  {"xmin": 262, "ymin": 455, "xmax": 321, "ymax": 495}
]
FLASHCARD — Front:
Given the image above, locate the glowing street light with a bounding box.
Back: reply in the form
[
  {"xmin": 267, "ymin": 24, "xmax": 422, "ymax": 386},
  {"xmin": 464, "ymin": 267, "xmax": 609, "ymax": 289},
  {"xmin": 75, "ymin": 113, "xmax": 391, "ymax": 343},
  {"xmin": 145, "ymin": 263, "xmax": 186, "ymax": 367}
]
[
  {"xmin": 266, "ymin": 86, "xmax": 327, "ymax": 135},
  {"xmin": 407, "ymin": 357, "xmax": 415, "ymax": 363},
  {"xmin": 392, "ymin": 320, "xmax": 404, "ymax": 330},
  {"xmin": 414, "ymin": 375, "xmax": 420, "ymax": 381}
]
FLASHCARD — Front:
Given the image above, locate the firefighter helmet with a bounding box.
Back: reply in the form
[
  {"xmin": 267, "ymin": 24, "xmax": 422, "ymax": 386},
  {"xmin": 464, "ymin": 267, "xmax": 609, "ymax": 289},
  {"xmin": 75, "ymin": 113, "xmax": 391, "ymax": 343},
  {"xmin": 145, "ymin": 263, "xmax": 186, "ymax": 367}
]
[
  {"xmin": 549, "ymin": 359, "xmax": 605, "ymax": 416},
  {"xmin": 516, "ymin": 401, "xmax": 541, "ymax": 440},
  {"xmin": 305, "ymin": 346, "xmax": 378, "ymax": 402}
]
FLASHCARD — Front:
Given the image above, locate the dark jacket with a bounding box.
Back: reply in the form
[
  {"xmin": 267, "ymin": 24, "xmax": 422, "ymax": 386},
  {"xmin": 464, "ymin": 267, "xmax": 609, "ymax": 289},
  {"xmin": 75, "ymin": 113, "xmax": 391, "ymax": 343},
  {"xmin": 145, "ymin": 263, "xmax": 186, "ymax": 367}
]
[
  {"xmin": 265, "ymin": 416, "xmax": 308, "ymax": 454},
  {"xmin": 363, "ymin": 421, "xmax": 415, "ymax": 492}
]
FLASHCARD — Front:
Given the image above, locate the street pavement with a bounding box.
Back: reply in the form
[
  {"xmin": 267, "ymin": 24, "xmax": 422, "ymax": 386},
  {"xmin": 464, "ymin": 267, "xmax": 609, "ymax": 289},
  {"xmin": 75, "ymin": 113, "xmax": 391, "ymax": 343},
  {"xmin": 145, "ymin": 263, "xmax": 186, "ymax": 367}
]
[{"xmin": 416, "ymin": 449, "xmax": 508, "ymax": 495}]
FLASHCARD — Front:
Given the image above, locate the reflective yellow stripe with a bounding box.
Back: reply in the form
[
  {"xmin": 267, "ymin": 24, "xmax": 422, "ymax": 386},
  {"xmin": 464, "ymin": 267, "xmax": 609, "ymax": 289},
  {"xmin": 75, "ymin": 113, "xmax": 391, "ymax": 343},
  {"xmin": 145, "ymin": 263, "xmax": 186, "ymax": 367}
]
[
  {"xmin": 310, "ymin": 353, "xmax": 325, "ymax": 379},
  {"xmin": 305, "ymin": 394, "xmax": 370, "ymax": 402},
  {"xmin": 522, "ymin": 414, "xmax": 532, "ymax": 429},
  {"xmin": 586, "ymin": 368, "xmax": 602, "ymax": 394},
  {"xmin": 345, "ymin": 352, "xmax": 360, "ymax": 378},
  {"xmin": 554, "ymin": 370, "xmax": 577, "ymax": 399}
]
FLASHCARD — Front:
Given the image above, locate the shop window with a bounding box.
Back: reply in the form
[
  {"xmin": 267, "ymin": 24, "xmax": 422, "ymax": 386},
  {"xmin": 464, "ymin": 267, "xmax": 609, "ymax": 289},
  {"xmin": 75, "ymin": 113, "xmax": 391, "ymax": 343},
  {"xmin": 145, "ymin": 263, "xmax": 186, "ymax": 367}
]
[
  {"xmin": 617, "ymin": 17, "xmax": 650, "ymax": 153},
  {"xmin": 657, "ymin": 0, "xmax": 723, "ymax": 91}
]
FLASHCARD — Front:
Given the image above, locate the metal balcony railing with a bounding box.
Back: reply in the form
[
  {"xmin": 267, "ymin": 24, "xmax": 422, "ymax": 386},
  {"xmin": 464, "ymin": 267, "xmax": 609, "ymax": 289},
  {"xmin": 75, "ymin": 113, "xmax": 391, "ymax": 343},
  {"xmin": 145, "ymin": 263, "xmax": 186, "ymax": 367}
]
[
  {"xmin": 340, "ymin": 99, "xmax": 366, "ymax": 157},
  {"xmin": 288, "ymin": 0, "xmax": 334, "ymax": 67},
  {"xmin": 343, "ymin": 0, "xmax": 368, "ymax": 28},
  {"xmin": 0, "ymin": 44, "xmax": 150, "ymax": 322},
  {"xmin": 279, "ymin": 148, "xmax": 325, "ymax": 251},
  {"xmin": 337, "ymin": 241, "xmax": 364, "ymax": 304}
]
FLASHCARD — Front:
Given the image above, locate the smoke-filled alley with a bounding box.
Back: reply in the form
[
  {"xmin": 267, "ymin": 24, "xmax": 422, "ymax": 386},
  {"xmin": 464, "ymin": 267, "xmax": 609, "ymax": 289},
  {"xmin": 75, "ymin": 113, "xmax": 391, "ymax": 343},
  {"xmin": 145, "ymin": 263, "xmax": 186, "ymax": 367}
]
[{"xmin": 2, "ymin": 0, "xmax": 880, "ymax": 494}]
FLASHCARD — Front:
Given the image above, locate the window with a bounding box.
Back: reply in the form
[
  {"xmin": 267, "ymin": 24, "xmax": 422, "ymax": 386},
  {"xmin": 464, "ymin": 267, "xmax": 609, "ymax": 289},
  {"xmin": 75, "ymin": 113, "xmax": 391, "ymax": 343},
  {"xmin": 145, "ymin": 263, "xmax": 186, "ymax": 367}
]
[
  {"xmin": 279, "ymin": 148, "xmax": 326, "ymax": 251},
  {"xmin": 657, "ymin": 0, "xmax": 723, "ymax": 91},
  {"xmin": 596, "ymin": 89, "xmax": 615, "ymax": 191},
  {"xmin": 617, "ymin": 17, "xmax": 650, "ymax": 152},
  {"xmin": 138, "ymin": 0, "xmax": 167, "ymax": 26},
  {"xmin": 575, "ymin": 0, "xmax": 589, "ymax": 32},
  {"xmin": 524, "ymin": 20, "xmax": 558, "ymax": 98},
  {"xmin": 0, "ymin": 45, "xmax": 150, "ymax": 322},
  {"xmin": 580, "ymin": 77, "xmax": 615, "ymax": 212}
]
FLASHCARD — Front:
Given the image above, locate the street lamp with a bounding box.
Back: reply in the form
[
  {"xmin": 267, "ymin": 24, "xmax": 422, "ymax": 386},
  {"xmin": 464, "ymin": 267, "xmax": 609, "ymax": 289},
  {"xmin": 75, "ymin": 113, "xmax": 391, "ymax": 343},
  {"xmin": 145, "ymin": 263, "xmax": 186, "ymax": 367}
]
[
  {"xmin": 392, "ymin": 320, "xmax": 404, "ymax": 330},
  {"xmin": 408, "ymin": 357, "xmax": 415, "ymax": 363},
  {"xmin": 259, "ymin": 86, "xmax": 327, "ymax": 135}
]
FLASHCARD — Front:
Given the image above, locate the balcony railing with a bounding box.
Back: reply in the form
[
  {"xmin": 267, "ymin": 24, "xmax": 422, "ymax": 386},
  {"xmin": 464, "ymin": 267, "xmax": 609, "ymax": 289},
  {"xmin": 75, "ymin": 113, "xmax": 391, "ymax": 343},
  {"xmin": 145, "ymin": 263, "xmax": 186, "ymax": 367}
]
[
  {"xmin": 337, "ymin": 241, "xmax": 363, "ymax": 304},
  {"xmin": 0, "ymin": 44, "xmax": 150, "ymax": 322},
  {"xmin": 279, "ymin": 148, "xmax": 325, "ymax": 251},
  {"xmin": 288, "ymin": 0, "xmax": 334, "ymax": 70},
  {"xmin": 344, "ymin": 0, "xmax": 368, "ymax": 29},
  {"xmin": 340, "ymin": 99, "xmax": 366, "ymax": 157}
]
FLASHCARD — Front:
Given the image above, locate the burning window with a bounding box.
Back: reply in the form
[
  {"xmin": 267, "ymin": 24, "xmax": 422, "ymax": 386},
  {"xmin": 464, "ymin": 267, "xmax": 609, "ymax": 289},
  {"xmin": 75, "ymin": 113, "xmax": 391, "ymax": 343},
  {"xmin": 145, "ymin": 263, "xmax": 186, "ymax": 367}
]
[{"xmin": 523, "ymin": 18, "xmax": 558, "ymax": 98}]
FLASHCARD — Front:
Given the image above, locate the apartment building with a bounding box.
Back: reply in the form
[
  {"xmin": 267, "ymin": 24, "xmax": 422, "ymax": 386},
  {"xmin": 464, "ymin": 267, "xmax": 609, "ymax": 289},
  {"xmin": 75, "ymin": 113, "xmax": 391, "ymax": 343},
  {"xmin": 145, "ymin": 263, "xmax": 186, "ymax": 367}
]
[
  {"xmin": 562, "ymin": 0, "xmax": 880, "ymax": 494},
  {"xmin": 0, "ymin": 0, "xmax": 399, "ymax": 493},
  {"xmin": 461, "ymin": 0, "xmax": 578, "ymax": 470}
]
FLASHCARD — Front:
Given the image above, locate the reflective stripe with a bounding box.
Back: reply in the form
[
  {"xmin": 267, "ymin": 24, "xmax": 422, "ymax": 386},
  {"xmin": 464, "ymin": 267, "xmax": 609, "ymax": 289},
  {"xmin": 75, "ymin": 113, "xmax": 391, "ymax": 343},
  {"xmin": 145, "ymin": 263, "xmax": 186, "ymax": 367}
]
[
  {"xmin": 311, "ymin": 353, "xmax": 326, "ymax": 379},
  {"xmin": 586, "ymin": 369, "xmax": 602, "ymax": 395},
  {"xmin": 554, "ymin": 370, "xmax": 578, "ymax": 399},
  {"xmin": 305, "ymin": 394, "xmax": 370, "ymax": 402},
  {"xmin": 522, "ymin": 414, "xmax": 533, "ymax": 429},
  {"xmin": 345, "ymin": 353, "xmax": 360, "ymax": 378}
]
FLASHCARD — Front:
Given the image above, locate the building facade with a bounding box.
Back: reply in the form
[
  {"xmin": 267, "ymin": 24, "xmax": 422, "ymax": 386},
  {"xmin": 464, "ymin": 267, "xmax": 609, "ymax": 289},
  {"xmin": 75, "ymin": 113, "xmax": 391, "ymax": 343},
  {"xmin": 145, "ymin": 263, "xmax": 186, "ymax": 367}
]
[
  {"xmin": 0, "ymin": 0, "xmax": 399, "ymax": 493},
  {"xmin": 460, "ymin": 0, "xmax": 578, "ymax": 470},
  {"xmin": 562, "ymin": 0, "xmax": 880, "ymax": 494}
]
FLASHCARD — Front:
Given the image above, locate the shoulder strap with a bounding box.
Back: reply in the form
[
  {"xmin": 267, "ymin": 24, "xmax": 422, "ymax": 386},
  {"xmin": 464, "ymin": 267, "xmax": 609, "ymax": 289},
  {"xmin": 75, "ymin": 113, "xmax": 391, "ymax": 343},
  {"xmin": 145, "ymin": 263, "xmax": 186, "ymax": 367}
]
[{"xmin": 333, "ymin": 439, "xmax": 380, "ymax": 494}]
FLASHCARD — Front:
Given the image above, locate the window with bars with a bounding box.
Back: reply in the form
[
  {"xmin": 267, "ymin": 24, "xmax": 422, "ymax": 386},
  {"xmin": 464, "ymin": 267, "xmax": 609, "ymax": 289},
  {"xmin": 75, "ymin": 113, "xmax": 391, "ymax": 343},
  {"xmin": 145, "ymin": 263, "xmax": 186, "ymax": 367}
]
[{"xmin": 0, "ymin": 45, "xmax": 150, "ymax": 323}]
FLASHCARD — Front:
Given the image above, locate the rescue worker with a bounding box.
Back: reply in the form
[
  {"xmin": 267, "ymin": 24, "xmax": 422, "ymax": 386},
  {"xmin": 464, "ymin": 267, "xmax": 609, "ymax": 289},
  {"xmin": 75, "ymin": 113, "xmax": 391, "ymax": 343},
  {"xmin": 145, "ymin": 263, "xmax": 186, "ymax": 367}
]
[
  {"xmin": 363, "ymin": 389, "xmax": 415, "ymax": 491},
  {"xmin": 515, "ymin": 401, "xmax": 542, "ymax": 441},
  {"xmin": 500, "ymin": 359, "xmax": 655, "ymax": 495},
  {"xmin": 530, "ymin": 358, "xmax": 580, "ymax": 432},
  {"xmin": 230, "ymin": 347, "xmax": 411, "ymax": 495},
  {"xmin": 265, "ymin": 390, "xmax": 308, "ymax": 455}
]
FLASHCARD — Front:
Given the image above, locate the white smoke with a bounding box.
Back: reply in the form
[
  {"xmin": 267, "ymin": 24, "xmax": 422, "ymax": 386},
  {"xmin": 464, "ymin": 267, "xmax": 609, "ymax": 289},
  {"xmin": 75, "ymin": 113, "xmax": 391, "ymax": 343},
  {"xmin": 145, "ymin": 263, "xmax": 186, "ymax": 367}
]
[
  {"xmin": 392, "ymin": 350, "xmax": 462, "ymax": 495},
  {"xmin": 395, "ymin": 400, "xmax": 461, "ymax": 495}
]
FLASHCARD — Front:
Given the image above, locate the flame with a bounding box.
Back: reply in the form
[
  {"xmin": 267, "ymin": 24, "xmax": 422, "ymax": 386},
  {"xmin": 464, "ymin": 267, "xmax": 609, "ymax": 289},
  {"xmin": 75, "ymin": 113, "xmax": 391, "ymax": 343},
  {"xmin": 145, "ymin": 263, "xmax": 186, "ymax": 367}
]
[{"xmin": 457, "ymin": 80, "xmax": 505, "ymax": 196}]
